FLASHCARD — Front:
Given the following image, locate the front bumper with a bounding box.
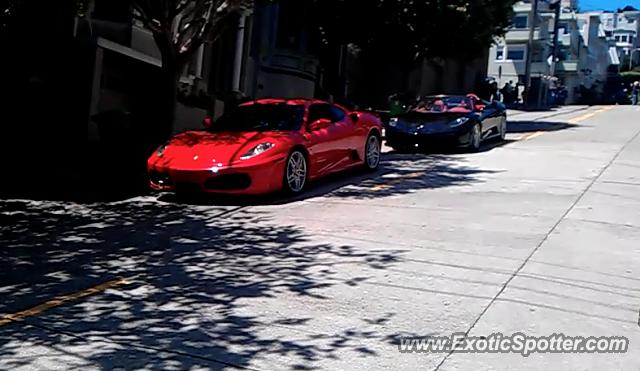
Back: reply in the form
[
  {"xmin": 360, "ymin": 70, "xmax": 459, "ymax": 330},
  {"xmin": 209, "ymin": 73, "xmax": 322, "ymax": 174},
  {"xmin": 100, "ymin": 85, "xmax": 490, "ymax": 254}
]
[
  {"xmin": 148, "ymin": 158, "xmax": 287, "ymax": 195},
  {"xmin": 385, "ymin": 127, "xmax": 473, "ymax": 149}
]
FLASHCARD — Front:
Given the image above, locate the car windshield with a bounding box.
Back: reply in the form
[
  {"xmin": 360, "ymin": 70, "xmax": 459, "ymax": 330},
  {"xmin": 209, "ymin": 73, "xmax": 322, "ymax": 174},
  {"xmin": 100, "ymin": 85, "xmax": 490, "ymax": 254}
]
[
  {"xmin": 413, "ymin": 96, "xmax": 472, "ymax": 113},
  {"xmin": 209, "ymin": 104, "xmax": 305, "ymax": 132}
]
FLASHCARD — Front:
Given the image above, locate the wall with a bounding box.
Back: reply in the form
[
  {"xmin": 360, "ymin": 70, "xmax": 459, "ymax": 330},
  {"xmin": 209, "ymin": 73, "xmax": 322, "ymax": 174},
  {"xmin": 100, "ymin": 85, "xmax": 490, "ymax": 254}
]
[{"xmin": 255, "ymin": 70, "xmax": 316, "ymax": 98}]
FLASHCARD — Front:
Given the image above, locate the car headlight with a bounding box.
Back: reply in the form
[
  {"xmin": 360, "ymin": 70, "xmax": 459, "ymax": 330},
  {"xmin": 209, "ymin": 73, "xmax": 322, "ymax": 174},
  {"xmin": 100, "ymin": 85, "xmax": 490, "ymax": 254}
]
[
  {"xmin": 388, "ymin": 117, "xmax": 399, "ymax": 127},
  {"xmin": 449, "ymin": 117, "xmax": 470, "ymax": 127},
  {"xmin": 240, "ymin": 142, "xmax": 275, "ymax": 160},
  {"xmin": 156, "ymin": 144, "xmax": 168, "ymax": 157}
]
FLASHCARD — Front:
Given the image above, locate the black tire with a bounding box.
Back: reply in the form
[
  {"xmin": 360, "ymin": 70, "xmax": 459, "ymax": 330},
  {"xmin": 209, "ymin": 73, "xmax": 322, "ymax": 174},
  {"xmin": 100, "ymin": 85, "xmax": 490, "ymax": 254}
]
[
  {"xmin": 283, "ymin": 150, "xmax": 308, "ymax": 194},
  {"xmin": 363, "ymin": 133, "xmax": 381, "ymax": 171},
  {"xmin": 498, "ymin": 116, "xmax": 507, "ymax": 141},
  {"xmin": 467, "ymin": 123, "xmax": 482, "ymax": 152}
]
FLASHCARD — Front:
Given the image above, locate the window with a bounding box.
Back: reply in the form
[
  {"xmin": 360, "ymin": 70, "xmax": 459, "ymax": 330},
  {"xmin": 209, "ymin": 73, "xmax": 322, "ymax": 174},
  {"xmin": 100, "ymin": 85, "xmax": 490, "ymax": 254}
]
[
  {"xmin": 558, "ymin": 22, "xmax": 569, "ymax": 35},
  {"xmin": 92, "ymin": 0, "xmax": 131, "ymax": 22},
  {"xmin": 496, "ymin": 48, "xmax": 505, "ymax": 61},
  {"xmin": 276, "ymin": 0, "xmax": 305, "ymax": 51},
  {"xmin": 329, "ymin": 106, "xmax": 346, "ymax": 122},
  {"xmin": 308, "ymin": 105, "xmax": 347, "ymax": 123},
  {"xmin": 211, "ymin": 104, "xmax": 305, "ymax": 132},
  {"xmin": 308, "ymin": 104, "xmax": 335, "ymax": 124},
  {"xmin": 615, "ymin": 35, "xmax": 621, "ymax": 42},
  {"xmin": 512, "ymin": 15, "xmax": 528, "ymax": 29},
  {"xmin": 507, "ymin": 46, "xmax": 526, "ymax": 61},
  {"xmin": 532, "ymin": 48, "xmax": 544, "ymax": 62}
]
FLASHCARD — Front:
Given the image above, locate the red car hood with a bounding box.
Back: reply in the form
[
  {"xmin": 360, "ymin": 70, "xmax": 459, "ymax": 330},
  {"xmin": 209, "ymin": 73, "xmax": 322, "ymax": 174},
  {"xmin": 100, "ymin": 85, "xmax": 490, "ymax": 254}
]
[{"xmin": 153, "ymin": 131, "xmax": 289, "ymax": 170}]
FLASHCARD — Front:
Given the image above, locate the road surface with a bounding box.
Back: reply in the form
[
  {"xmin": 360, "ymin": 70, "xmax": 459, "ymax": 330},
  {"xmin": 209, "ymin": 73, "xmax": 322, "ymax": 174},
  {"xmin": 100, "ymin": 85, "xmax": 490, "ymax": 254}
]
[{"xmin": 1, "ymin": 105, "xmax": 639, "ymax": 370}]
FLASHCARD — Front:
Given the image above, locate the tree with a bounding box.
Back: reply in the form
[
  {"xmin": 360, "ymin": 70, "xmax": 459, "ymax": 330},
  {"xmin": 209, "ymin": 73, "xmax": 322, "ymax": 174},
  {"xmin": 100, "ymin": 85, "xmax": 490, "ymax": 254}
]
[
  {"xmin": 131, "ymin": 0, "xmax": 251, "ymax": 141},
  {"xmin": 1, "ymin": 0, "xmax": 20, "ymax": 38},
  {"xmin": 309, "ymin": 0, "xmax": 516, "ymax": 103},
  {"xmin": 312, "ymin": 0, "xmax": 515, "ymax": 63}
]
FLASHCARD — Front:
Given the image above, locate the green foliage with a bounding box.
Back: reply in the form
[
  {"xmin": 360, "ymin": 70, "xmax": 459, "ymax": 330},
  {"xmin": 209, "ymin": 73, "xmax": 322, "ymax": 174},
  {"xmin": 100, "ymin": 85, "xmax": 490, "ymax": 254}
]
[
  {"xmin": 76, "ymin": 0, "xmax": 91, "ymax": 17},
  {"xmin": 310, "ymin": 0, "xmax": 517, "ymax": 62},
  {"xmin": 1, "ymin": 0, "xmax": 19, "ymax": 36},
  {"xmin": 621, "ymin": 71, "xmax": 640, "ymax": 79}
]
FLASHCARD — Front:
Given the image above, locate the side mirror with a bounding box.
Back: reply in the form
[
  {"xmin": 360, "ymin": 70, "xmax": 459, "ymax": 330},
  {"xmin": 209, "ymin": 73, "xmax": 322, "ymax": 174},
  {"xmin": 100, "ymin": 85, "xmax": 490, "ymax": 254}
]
[
  {"xmin": 202, "ymin": 116, "xmax": 213, "ymax": 128},
  {"xmin": 308, "ymin": 118, "xmax": 332, "ymax": 131},
  {"xmin": 349, "ymin": 112, "xmax": 360, "ymax": 123}
]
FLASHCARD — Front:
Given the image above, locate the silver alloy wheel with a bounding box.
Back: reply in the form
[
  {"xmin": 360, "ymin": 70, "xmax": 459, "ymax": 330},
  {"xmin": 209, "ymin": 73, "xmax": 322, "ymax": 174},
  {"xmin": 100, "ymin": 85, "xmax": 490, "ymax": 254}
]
[
  {"xmin": 286, "ymin": 151, "xmax": 307, "ymax": 193},
  {"xmin": 471, "ymin": 124, "xmax": 481, "ymax": 150},
  {"xmin": 365, "ymin": 135, "xmax": 381, "ymax": 169}
]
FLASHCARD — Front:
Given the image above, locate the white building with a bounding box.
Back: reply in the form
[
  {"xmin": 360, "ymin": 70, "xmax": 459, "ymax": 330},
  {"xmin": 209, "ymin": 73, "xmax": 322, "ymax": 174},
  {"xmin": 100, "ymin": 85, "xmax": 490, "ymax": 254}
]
[
  {"xmin": 487, "ymin": 0, "xmax": 620, "ymax": 104},
  {"xmin": 597, "ymin": 7, "xmax": 640, "ymax": 63},
  {"xmin": 487, "ymin": 1, "xmax": 554, "ymax": 105}
]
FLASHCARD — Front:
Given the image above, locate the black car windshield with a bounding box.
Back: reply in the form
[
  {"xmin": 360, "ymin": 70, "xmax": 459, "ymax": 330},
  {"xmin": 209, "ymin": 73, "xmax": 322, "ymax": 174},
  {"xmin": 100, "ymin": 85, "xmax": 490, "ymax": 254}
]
[
  {"xmin": 209, "ymin": 104, "xmax": 305, "ymax": 132},
  {"xmin": 413, "ymin": 96, "xmax": 472, "ymax": 113}
]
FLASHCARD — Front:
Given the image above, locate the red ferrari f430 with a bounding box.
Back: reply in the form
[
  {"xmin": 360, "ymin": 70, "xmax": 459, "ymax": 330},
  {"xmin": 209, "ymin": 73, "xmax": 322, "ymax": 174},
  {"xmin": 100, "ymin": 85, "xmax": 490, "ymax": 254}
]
[{"xmin": 147, "ymin": 99, "xmax": 383, "ymax": 195}]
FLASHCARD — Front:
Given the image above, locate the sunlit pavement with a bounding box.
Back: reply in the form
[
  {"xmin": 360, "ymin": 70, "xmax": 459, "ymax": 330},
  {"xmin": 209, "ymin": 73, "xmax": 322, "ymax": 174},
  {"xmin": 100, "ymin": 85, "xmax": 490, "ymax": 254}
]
[{"xmin": 1, "ymin": 105, "xmax": 640, "ymax": 370}]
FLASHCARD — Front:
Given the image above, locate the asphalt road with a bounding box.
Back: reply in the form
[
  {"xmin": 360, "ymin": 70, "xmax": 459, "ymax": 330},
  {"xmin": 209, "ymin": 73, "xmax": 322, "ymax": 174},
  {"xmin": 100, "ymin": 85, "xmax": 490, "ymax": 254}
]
[{"xmin": 1, "ymin": 105, "xmax": 639, "ymax": 370}]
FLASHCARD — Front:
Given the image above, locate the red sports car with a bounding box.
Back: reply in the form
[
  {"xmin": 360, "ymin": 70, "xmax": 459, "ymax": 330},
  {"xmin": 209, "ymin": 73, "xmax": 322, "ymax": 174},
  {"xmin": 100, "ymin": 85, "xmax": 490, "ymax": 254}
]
[{"xmin": 147, "ymin": 98, "xmax": 383, "ymax": 195}]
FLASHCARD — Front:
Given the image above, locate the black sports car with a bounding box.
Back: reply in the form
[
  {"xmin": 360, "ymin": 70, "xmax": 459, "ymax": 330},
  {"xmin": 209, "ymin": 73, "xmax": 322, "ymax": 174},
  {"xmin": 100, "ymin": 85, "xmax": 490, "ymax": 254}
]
[{"xmin": 385, "ymin": 94, "xmax": 507, "ymax": 152}]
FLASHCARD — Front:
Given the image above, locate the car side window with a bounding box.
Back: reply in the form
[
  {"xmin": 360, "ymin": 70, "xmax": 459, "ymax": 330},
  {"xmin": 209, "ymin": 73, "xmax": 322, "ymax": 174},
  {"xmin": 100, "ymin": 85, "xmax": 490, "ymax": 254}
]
[
  {"xmin": 329, "ymin": 106, "xmax": 347, "ymax": 122},
  {"xmin": 308, "ymin": 104, "xmax": 334, "ymax": 123}
]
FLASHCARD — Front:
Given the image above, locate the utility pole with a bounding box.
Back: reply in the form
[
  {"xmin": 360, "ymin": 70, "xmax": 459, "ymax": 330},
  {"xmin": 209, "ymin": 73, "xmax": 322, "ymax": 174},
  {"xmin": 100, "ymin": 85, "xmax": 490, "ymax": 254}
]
[
  {"xmin": 523, "ymin": 0, "xmax": 539, "ymax": 106},
  {"xmin": 548, "ymin": 0, "xmax": 562, "ymax": 106}
]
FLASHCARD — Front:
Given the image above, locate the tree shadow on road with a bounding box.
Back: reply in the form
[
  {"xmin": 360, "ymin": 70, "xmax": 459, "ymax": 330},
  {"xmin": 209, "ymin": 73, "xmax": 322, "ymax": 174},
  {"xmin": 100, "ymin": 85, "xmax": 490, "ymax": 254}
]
[
  {"xmin": 305, "ymin": 152, "xmax": 500, "ymax": 200},
  {"xmin": 0, "ymin": 199, "xmax": 404, "ymax": 370},
  {"xmin": 157, "ymin": 152, "xmax": 501, "ymax": 206}
]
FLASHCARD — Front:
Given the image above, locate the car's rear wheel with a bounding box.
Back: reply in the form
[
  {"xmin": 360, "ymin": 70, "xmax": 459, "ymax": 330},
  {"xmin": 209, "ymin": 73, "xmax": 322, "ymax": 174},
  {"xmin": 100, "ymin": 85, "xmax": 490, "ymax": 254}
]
[
  {"xmin": 283, "ymin": 150, "xmax": 308, "ymax": 194},
  {"xmin": 364, "ymin": 133, "xmax": 381, "ymax": 171}
]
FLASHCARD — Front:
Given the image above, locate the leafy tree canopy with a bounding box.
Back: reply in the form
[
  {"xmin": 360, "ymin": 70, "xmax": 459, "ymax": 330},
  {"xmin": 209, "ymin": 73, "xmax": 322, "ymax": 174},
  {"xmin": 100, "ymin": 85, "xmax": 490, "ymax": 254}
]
[{"xmin": 310, "ymin": 0, "xmax": 516, "ymax": 62}]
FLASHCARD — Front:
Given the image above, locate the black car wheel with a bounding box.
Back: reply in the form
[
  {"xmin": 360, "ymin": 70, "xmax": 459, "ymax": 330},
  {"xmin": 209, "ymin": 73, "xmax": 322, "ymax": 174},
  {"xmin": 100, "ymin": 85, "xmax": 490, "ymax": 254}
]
[
  {"xmin": 499, "ymin": 117, "xmax": 507, "ymax": 141},
  {"xmin": 364, "ymin": 133, "xmax": 381, "ymax": 171},
  {"xmin": 283, "ymin": 150, "xmax": 307, "ymax": 194},
  {"xmin": 467, "ymin": 123, "xmax": 482, "ymax": 152}
]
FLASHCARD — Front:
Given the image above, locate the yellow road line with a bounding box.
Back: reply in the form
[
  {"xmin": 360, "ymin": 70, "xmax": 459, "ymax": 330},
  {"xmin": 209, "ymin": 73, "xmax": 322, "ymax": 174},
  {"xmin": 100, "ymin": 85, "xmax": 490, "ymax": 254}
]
[
  {"xmin": 567, "ymin": 112, "xmax": 597, "ymax": 124},
  {"xmin": 520, "ymin": 131, "xmax": 545, "ymax": 141},
  {"xmin": 567, "ymin": 106, "xmax": 614, "ymax": 124},
  {"xmin": 0, "ymin": 278, "xmax": 130, "ymax": 327}
]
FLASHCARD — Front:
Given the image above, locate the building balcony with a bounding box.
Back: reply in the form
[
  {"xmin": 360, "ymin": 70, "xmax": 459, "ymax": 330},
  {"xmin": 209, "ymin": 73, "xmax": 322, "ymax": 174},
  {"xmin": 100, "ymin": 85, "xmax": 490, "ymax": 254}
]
[
  {"xmin": 262, "ymin": 50, "xmax": 319, "ymax": 79},
  {"xmin": 506, "ymin": 28, "xmax": 543, "ymax": 42},
  {"xmin": 531, "ymin": 62, "xmax": 549, "ymax": 74},
  {"xmin": 556, "ymin": 60, "xmax": 579, "ymax": 72}
]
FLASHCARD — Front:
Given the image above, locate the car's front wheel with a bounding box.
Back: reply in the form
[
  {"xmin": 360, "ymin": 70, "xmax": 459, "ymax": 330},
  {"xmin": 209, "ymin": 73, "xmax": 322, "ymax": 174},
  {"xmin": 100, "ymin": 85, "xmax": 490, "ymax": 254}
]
[
  {"xmin": 364, "ymin": 133, "xmax": 381, "ymax": 171},
  {"xmin": 499, "ymin": 117, "xmax": 507, "ymax": 141},
  {"xmin": 283, "ymin": 150, "xmax": 308, "ymax": 194},
  {"xmin": 467, "ymin": 123, "xmax": 482, "ymax": 152}
]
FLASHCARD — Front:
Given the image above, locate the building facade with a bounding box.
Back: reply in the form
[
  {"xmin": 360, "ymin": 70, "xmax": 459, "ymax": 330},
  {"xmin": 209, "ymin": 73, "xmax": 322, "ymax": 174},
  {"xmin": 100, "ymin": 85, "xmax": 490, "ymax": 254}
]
[
  {"xmin": 487, "ymin": 0, "xmax": 554, "ymax": 105},
  {"xmin": 78, "ymin": 0, "xmax": 322, "ymax": 142},
  {"xmin": 487, "ymin": 0, "xmax": 620, "ymax": 105},
  {"xmin": 598, "ymin": 7, "xmax": 640, "ymax": 64}
]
